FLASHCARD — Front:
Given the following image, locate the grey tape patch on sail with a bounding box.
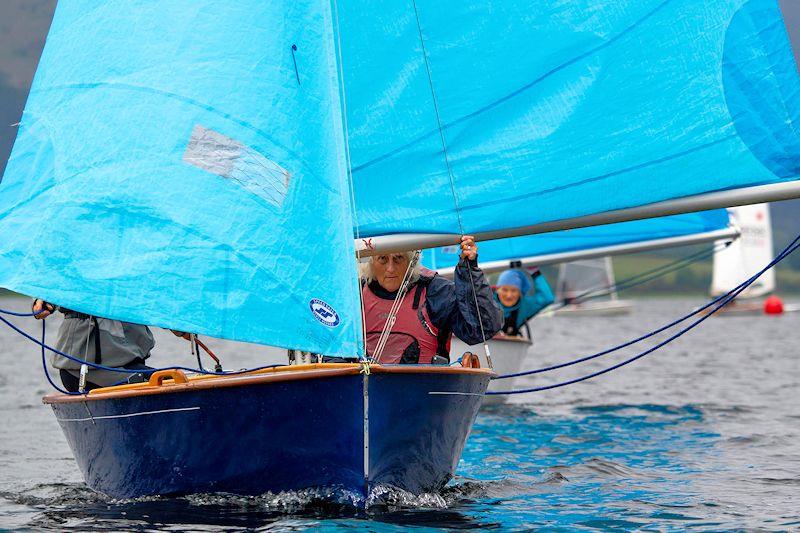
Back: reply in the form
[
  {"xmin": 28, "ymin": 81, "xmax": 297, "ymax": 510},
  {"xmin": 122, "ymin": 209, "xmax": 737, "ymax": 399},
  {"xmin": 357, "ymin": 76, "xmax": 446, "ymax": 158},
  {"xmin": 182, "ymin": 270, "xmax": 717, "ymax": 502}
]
[{"xmin": 184, "ymin": 124, "xmax": 290, "ymax": 207}]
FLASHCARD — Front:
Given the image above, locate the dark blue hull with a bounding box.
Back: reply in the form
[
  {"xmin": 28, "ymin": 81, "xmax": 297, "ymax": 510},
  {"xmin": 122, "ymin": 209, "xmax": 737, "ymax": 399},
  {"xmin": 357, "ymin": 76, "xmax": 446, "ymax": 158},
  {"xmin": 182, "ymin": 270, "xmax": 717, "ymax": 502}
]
[{"xmin": 45, "ymin": 365, "xmax": 490, "ymax": 503}]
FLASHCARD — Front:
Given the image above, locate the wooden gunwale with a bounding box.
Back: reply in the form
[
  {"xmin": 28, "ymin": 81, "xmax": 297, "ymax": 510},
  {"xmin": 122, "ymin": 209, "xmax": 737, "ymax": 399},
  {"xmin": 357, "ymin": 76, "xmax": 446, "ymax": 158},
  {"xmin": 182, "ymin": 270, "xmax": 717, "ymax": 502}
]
[
  {"xmin": 42, "ymin": 363, "xmax": 494, "ymax": 404},
  {"xmin": 488, "ymin": 333, "xmax": 532, "ymax": 345}
]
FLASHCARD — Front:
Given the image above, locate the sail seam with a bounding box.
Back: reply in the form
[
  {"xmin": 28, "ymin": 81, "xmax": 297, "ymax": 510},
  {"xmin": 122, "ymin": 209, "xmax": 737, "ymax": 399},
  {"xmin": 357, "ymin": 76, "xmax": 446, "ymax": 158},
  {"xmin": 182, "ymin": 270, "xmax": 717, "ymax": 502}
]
[{"xmin": 352, "ymin": 0, "xmax": 674, "ymax": 173}]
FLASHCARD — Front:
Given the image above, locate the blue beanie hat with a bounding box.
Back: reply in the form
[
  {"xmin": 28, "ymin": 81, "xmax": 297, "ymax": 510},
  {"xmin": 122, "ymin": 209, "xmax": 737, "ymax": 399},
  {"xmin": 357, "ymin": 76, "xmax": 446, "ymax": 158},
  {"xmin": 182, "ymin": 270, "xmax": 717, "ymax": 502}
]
[{"xmin": 497, "ymin": 269, "xmax": 530, "ymax": 294}]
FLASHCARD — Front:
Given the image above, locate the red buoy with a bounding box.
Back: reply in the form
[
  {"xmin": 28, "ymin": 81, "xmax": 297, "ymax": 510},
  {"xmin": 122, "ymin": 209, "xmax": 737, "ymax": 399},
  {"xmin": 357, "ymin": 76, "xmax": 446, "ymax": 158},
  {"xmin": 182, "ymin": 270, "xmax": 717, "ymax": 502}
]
[{"xmin": 764, "ymin": 295, "xmax": 784, "ymax": 315}]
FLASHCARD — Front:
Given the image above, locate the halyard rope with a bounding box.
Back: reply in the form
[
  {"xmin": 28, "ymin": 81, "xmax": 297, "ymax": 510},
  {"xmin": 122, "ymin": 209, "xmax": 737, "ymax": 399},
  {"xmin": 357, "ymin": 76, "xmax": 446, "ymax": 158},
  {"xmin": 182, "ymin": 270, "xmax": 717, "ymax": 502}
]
[{"xmin": 411, "ymin": 0, "xmax": 491, "ymax": 365}]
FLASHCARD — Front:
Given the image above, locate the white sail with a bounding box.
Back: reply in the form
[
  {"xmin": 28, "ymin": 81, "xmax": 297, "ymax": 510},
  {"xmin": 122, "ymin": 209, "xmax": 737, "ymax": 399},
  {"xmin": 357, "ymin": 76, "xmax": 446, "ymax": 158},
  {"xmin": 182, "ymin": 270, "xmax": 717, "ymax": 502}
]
[
  {"xmin": 556, "ymin": 257, "xmax": 617, "ymax": 303},
  {"xmin": 711, "ymin": 204, "xmax": 775, "ymax": 298}
]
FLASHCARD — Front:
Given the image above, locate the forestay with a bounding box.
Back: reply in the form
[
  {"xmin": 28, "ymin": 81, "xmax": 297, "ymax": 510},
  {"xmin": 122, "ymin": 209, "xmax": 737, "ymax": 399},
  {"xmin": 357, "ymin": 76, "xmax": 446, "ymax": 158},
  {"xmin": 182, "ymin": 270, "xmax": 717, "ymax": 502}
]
[
  {"xmin": 426, "ymin": 211, "xmax": 731, "ymax": 271},
  {"xmin": 0, "ymin": 0, "xmax": 363, "ymax": 355},
  {"xmin": 340, "ymin": 0, "xmax": 800, "ymax": 239}
]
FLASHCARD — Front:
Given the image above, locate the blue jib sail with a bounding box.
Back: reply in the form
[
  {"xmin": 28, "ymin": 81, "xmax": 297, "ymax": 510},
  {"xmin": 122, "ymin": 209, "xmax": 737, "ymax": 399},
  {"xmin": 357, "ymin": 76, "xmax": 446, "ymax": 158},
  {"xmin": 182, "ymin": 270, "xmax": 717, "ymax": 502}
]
[
  {"xmin": 339, "ymin": 0, "xmax": 800, "ymax": 237},
  {"xmin": 0, "ymin": 1, "xmax": 363, "ymax": 355},
  {"xmin": 2, "ymin": 0, "xmax": 800, "ymax": 353},
  {"xmin": 425, "ymin": 210, "xmax": 731, "ymax": 270}
]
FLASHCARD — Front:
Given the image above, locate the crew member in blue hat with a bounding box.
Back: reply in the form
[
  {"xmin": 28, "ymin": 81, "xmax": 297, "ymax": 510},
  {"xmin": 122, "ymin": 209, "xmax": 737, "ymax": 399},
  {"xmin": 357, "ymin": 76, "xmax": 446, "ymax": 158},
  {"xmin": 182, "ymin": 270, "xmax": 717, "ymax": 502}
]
[{"xmin": 494, "ymin": 268, "xmax": 554, "ymax": 337}]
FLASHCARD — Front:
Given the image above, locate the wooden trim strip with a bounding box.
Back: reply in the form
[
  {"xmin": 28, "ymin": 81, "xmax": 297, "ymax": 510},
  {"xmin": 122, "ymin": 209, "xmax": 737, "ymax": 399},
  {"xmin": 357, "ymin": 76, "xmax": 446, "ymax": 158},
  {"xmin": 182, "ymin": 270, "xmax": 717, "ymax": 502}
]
[{"xmin": 42, "ymin": 363, "xmax": 493, "ymax": 405}]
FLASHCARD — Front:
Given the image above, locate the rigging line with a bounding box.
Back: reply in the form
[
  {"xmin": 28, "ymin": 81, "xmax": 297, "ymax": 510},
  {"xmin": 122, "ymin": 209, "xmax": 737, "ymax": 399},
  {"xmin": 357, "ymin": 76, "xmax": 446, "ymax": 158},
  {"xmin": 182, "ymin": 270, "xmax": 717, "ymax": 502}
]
[
  {"xmin": 410, "ymin": 0, "xmax": 464, "ymax": 233},
  {"xmin": 410, "ymin": 0, "xmax": 490, "ymax": 358},
  {"xmin": 0, "ymin": 308, "xmax": 40, "ymax": 317},
  {"xmin": 605, "ymin": 242, "xmax": 728, "ymax": 294},
  {"xmin": 0, "ymin": 311, "xmax": 285, "ymax": 379},
  {"xmin": 487, "ymin": 236, "xmax": 799, "ymax": 395},
  {"xmin": 492, "ymin": 231, "xmax": 800, "ymax": 383},
  {"xmin": 40, "ymin": 318, "xmax": 78, "ymax": 396},
  {"xmin": 553, "ymin": 241, "xmax": 728, "ymax": 309},
  {"xmin": 331, "ymin": 0, "xmax": 368, "ymax": 358}
]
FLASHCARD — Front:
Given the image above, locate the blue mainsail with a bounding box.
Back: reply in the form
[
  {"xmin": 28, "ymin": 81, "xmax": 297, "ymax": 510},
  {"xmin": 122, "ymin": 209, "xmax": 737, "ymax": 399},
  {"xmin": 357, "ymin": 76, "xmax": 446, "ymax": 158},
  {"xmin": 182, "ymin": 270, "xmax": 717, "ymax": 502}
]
[
  {"xmin": 340, "ymin": 0, "xmax": 800, "ymax": 237},
  {"xmin": 2, "ymin": 0, "xmax": 800, "ymax": 353},
  {"xmin": 425, "ymin": 210, "xmax": 731, "ymax": 270},
  {"xmin": 0, "ymin": 1, "xmax": 363, "ymax": 355}
]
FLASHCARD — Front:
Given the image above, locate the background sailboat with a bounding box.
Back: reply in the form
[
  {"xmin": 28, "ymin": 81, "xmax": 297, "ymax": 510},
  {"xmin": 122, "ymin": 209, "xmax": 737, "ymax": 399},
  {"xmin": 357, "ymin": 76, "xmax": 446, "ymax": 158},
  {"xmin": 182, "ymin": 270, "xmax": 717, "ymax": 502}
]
[
  {"xmin": 709, "ymin": 203, "xmax": 799, "ymax": 315},
  {"xmin": 710, "ymin": 203, "xmax": 775, "ymax": 314},
  {"xmin": 1, "ymin": 0, "xmax": 800, "ymax": 502},
  {"xmin": 554, "ymin": 258, "xmax": 634, "ymax": 316}
]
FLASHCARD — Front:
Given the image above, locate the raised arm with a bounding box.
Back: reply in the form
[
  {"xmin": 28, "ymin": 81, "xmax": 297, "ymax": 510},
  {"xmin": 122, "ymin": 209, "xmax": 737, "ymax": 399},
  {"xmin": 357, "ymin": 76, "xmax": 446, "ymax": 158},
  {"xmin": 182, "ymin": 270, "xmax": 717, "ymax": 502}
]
[{"xmin": 426, "ymin": 236, "xmax": 503, "ymax": 345}]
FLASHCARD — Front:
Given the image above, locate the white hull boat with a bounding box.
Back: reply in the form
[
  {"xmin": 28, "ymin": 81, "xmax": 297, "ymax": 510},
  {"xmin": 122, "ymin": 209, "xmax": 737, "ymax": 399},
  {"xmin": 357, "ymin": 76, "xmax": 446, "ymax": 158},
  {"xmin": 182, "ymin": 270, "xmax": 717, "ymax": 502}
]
[
  {"xmin": 451, "ymin": 334, "xmax": 532, "ymax": 406},
  {"xmin": 553, "ymin": 299, "xmax": 634, "ymax": 317}
]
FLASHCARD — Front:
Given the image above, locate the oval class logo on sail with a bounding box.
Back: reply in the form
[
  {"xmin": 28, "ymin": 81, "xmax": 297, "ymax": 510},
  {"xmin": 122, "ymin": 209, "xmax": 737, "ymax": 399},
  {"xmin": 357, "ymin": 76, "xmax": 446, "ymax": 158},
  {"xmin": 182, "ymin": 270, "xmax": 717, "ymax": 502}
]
[{"xmin": 309, "ymin": 299, "xmax": 340, "ymax": 327}]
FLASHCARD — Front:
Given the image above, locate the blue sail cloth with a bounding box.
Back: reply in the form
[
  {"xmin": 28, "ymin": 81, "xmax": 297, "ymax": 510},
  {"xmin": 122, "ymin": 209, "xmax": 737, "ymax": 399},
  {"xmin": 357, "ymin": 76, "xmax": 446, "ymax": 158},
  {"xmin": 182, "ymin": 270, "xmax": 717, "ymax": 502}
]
[
  {"xmin": 426, "ymin": 211, "xmax": 730, "ymax": 271},
  {"xmin": 2, "ymin": 0, "xmax": 800, "ymax": 354},
  {"xmin": 340, "ymin": 0, "xmax": 800, "ymax": 237},
  {"xmin": 0, "ymin": 1, "xmax": 363, "ymax": 355}
]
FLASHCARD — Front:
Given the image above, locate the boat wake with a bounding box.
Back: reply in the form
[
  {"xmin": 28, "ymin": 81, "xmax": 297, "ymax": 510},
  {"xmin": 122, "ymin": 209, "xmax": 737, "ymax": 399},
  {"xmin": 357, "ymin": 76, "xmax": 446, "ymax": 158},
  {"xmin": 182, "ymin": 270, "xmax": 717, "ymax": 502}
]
[{"xmin": 2, "ymin": 477, "xmax": 536, "ymax": 530}]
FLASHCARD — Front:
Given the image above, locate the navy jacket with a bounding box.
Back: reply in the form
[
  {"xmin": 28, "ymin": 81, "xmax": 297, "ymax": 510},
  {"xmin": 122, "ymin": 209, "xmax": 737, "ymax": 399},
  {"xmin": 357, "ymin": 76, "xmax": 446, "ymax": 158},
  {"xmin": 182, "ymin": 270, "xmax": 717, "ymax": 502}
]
[
  {"xmin": 367, "ymin": 258, "xmax": 503, "ymax": 346},
  {"xmin": 420, "ymin": 258, "xmax": 503, "ymax": 344}
]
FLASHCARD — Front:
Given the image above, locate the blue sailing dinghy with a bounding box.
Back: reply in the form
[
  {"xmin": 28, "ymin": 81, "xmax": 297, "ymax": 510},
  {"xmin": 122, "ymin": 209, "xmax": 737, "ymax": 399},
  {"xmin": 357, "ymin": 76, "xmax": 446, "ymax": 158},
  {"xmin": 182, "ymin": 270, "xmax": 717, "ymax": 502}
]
[
  {"xmin": 2, "ymin": 0, "xmax": 800, "ymax": 503},
  {"xmin": 45, "ymin": 364, "xmax": 490, "ymax": 499}
]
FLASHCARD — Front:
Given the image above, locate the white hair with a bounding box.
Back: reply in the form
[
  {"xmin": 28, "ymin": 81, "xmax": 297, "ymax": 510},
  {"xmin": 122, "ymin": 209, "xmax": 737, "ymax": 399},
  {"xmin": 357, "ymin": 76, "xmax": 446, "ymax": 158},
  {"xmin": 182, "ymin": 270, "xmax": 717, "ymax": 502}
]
[{"xmin": 359, "ymin": 251, "xmax": 422, "ymax": 284}]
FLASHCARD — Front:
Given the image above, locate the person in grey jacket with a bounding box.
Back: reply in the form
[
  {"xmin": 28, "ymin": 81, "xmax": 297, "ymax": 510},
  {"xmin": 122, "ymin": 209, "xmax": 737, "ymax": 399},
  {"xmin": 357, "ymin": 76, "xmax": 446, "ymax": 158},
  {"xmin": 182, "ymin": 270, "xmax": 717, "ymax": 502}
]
[{"xmin": 33, "ymin": 299, "xmax": 155, "ymax": 392}]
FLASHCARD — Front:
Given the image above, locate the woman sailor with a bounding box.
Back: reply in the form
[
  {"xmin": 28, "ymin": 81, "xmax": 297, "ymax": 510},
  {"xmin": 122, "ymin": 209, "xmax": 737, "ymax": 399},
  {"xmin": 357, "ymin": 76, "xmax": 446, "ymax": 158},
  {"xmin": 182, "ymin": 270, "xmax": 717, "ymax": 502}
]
[
  {"xmin": 360, "ymin": 235, "xmax": 502, "ymax": 363},
  {"xmin": 494, "ymin": 268, "xmax": 554, "ymax": 338},
  {"xmin": 32, "ymin": 299, "xmax": 155, "ymax": 392}
]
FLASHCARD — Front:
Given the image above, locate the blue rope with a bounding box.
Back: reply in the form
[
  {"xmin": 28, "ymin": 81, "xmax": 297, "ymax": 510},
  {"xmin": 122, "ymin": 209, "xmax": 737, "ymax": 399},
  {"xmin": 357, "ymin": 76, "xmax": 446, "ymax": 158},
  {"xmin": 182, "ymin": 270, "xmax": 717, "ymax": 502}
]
[
  {"xmin": 0, "ymin": 308, "xmax": 40, "ymax": 317},
  {"xmin": 0, "ymin": 311, "xmax": 286, "ymax": 389},
  {"xmin": 494, "ymin": 232, "xmax": 800, "ymax": 382},
  {"xmin": 487, "ymin": 232, "xmax": 800, "ymax": 395}
]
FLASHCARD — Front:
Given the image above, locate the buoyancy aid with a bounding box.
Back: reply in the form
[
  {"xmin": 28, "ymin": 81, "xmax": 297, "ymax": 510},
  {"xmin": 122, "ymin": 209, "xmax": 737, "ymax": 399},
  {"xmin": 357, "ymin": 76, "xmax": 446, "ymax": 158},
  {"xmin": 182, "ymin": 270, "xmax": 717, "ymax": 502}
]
[{"xmin": 362, "ymin": 275, "xmax": 451, "ymax": 364}]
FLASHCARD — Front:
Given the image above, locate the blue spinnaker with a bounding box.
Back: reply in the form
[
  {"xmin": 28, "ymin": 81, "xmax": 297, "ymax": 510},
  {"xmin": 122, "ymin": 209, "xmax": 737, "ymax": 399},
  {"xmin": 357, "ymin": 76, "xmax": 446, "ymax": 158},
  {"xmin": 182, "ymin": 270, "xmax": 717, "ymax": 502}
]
[
  {"xmin": 2, "ymin": 0, "xmax": 800, "ymax": 353},
  {"xmin": 340, "ymin": 0, "xmax": 800, "ymax": 236},
  {"xmin": 425, "ymin": 211, "xmax": 731, "ymax": 270},
  {"xmin": 0, "ymin": 1, "xmax": 363, "ymax": 355}
]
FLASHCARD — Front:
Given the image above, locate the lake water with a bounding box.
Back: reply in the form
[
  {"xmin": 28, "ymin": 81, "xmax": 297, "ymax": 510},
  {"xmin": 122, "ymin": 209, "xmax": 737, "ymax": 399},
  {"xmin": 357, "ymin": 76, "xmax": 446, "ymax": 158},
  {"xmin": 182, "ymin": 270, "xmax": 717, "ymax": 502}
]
[{"xmin": 0, "ymin": 295, "xmax": 798, "ymax": 531}]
